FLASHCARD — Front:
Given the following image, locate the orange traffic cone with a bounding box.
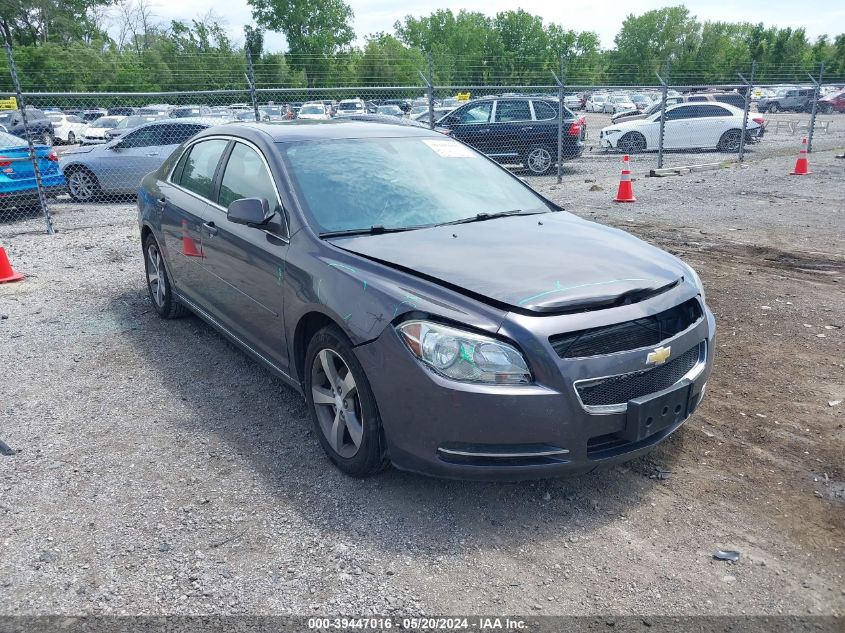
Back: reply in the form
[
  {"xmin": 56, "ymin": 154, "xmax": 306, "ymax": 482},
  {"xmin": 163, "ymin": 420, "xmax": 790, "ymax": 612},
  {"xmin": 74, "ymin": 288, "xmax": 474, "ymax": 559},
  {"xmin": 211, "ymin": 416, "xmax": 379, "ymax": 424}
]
[
  {"xmin": 614, "ymin": 154, "xmax": 636, "ymax": 202},
  {"xmin": 790, "ymin": 137, "xmax": 811, "ymax": 175},
  {"xmin": 181, "ymin": 219, "xmax": 203, "ymax": 258},
  {"xmin": 0, "ymin": 246, "xmax": 23, "ymax": 284}
]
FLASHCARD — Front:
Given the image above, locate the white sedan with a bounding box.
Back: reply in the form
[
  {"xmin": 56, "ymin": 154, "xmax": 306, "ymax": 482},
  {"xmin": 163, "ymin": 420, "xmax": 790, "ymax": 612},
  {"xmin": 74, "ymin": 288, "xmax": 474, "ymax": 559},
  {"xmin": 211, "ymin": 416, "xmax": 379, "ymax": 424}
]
[
  {"xmin": 46, "ymin": 112, "xmax": 87, "ymax": 145},
  {"xmin": 599, "ymin": 103, "xmax": 763, "ymax": 153},
  {"xmin": 585, "ymin": 94, "xmax": 607, "ymax": 112},
  {"xmin": 80, "ymin": 116, "xmax": 126, "ymax": 144}
]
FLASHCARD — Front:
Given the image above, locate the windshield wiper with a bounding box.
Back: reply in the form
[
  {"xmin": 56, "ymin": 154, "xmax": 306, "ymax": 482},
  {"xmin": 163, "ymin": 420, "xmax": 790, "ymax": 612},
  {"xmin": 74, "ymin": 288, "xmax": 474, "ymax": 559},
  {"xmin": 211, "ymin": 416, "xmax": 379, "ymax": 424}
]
[
  {"xmin": 437, "ymin": 209, "xmax": 547, "ymax": 226},
  {"xmin": 319, "ymin": 225, "xmax": 422, "ymax": 238}
]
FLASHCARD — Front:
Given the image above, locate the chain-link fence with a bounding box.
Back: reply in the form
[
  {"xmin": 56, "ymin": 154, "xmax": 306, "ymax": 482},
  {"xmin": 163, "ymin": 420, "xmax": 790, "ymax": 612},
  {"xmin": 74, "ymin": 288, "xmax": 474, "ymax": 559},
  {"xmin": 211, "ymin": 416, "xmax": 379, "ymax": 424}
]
[{"xmin": 1, "ymin": 39, "xmax": 842, "ymax": 238}]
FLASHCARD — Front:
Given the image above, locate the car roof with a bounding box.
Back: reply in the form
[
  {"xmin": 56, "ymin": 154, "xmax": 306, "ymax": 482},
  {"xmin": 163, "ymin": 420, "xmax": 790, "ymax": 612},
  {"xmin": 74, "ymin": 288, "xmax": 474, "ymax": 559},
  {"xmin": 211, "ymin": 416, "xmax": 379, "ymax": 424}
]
[{"xmin": 203, "ymin": 119, "xmax": 442, "ymax": 142}]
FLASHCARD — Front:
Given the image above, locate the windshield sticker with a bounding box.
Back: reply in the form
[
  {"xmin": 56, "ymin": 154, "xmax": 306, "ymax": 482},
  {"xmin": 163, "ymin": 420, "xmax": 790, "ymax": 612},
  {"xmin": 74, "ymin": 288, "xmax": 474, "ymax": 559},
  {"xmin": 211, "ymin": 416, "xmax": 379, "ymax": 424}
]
[{"xmin": 422, "ymin": 139, "xmax": 476, "ymax": 158}]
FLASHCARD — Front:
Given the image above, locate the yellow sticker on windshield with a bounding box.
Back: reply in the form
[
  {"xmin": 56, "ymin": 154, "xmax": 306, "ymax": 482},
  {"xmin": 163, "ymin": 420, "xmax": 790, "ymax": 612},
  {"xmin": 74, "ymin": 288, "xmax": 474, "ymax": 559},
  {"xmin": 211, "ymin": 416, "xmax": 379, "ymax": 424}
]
[{"xmin": 421, "ymin": 139, "xmax": 476, "ymax": 158}]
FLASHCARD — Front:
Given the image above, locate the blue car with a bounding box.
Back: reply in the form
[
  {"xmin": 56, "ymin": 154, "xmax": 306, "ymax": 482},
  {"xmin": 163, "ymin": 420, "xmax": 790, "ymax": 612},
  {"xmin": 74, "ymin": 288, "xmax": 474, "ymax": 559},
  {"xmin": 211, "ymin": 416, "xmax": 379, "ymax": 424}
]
[{"xmin": 0, "ymin": 131, "xmax": 66, "ymax": 210}]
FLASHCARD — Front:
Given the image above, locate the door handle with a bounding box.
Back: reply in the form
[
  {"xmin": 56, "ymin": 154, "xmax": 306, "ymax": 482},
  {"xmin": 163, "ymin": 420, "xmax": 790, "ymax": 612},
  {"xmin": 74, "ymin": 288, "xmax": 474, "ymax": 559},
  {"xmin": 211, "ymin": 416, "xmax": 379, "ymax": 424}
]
[
  {"xmin": 202, "ymin": 222, "xmax": 218, "ymax": 237},
  {"xmin": 156, "ymin": 196, "xmax": 166, "ymax": 208}
]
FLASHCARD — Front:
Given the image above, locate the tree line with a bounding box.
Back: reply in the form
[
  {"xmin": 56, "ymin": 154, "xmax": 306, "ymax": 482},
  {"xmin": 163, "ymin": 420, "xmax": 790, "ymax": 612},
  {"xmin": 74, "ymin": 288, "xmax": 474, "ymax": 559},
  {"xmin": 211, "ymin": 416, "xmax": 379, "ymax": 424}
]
[{"xmin": 0, "ymin": 0, "xmax": 842, "ymax": 94}]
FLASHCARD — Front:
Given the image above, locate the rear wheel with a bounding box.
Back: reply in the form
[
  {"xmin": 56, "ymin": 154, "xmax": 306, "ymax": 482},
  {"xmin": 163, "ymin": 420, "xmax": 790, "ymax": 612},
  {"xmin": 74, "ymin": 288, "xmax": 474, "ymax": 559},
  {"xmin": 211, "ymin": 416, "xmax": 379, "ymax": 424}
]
[
  {"xmin": 717, "ymin": 129, "xmax": 743, "ymax": 152},
  {"xmin": 524, "ymin": 145, "xmax": 555, "ymax": 175},
  {"xmin": 618, "ymin": 131, "xmax": 646, "ymax": 154},
  {"xmin": 767, "ymin": 103, "xmax": 779, "ymax": 113},
  {"xmin": 66, "ymin": 167, "xmax": 100, "ymax": 202},
  {"xmin": 67, "ymin": 131, "xmax": 76, "ymax": 145},
  {"xmin": 305, "ymin": 326, "xmax": 388, "ymax": 477},
  {"xmin": 143, "ymin": 233, "xmax": 190, "ymax": 319},
  {"xmin": 821, "ymin": 104, "xmax": 834, "ymax": 114},
  {"xmin": 41, "ymin": 132, "xmax": 52, "ymax": 147}
]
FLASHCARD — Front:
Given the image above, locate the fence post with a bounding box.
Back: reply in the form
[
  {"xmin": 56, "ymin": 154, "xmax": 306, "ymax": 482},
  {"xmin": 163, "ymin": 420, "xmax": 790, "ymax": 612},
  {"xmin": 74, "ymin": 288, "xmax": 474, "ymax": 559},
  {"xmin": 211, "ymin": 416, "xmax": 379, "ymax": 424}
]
[
  {"xmin": 244, "ymin": 45, "xmax": 260, "ymax": 122},
  {"xmin": 807, "ymin": 62, "xmax": 824, "ymax": 154},
  {"xmin": 552, "ymin": 55, "xmax": 566, "ymax": 184},
  {"xmin": 427, "ymin": 51, "xmax": 435, "ymax": 130},
  {"xmin": 656, "ymin": 64, "xmax": 670, "ymax": 170},
  {"xmin": 1, "ymin": 22, "xmax": 54, "ymax": 235},
  {"xmin": 737, "ymin": 60, "xmax": 756, "ymax": 162}
]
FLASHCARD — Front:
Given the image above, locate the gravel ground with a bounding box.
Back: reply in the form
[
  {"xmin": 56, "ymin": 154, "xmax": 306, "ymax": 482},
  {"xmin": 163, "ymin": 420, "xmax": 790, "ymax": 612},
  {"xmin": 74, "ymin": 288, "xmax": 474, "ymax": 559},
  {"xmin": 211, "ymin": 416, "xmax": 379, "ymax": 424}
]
[{"xmin": 0, "ymin": 146, "xmax": 843, "ymax": 617}]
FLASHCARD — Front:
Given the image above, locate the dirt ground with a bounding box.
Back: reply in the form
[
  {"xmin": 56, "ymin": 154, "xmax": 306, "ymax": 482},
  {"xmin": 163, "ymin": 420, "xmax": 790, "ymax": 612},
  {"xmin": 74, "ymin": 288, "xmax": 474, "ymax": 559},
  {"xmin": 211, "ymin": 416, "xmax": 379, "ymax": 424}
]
[{"xmin": 0, "ymin": 147, "xmax": 843, "ymax": 617}]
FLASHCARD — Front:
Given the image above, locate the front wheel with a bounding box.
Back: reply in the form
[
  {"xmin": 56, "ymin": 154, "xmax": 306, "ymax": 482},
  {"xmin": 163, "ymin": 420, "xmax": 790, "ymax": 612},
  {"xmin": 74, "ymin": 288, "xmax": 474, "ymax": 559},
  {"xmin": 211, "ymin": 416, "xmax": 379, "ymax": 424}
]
[
  {"xmin": 717, "ymin": 129, "xmax": 743, "ymax": 152},
  {"xmin": 617, "ymin": 132, "xmax": 646, "ymax": 154},
  {"xmin": 305, "ymin": 326, "xmax": 388, "ymax": 477},
  {"xmin": 767, "ymin": 103, "xmax": 779, "ymax": 113},
  {"xmin": 821, "ymin": 104, "xmax": 834, "ymax": 114},
  {"xmin": 524, "ymin": 145, "xmax": 555, "ymax": 175}
]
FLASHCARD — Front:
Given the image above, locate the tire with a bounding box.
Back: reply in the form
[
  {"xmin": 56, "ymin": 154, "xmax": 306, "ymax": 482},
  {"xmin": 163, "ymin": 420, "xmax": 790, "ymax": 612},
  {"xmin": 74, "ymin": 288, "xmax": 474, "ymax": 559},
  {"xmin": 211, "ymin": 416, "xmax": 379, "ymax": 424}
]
[
  {"xmin": 717, "ymin": 129, "xmax": 743, "ymax": 152},
  {"xmin": 41, "ymin": 132, "xmax": 52, "ymax": 147},
  {"xmin": 617, "ymin": 131, "xmax": 646, "ymax": 154},
  {"xmin": 767, "ymin": 103, "xmax": 779, "ymax": 113},
  {"xmin": 305, "ymin": 325, "xmax": 388, "ymax": 477},
  {"xmin": 822, "ymin": 104, "xmax": 834, "ymax": 115},
  {"xmin": 142, "ymin": 233, "xmax": 190, "ymax": 319},
  {"xmin": 524, "ymin": 145, "xmax": 555, "ymax": 175},
  {"xmin": 66, "ymin": 166, "xmax": 100, "ymax": 202},
  {"xmin": 67, "ymin": 131, "xmax": 76, "ymax": 145}
]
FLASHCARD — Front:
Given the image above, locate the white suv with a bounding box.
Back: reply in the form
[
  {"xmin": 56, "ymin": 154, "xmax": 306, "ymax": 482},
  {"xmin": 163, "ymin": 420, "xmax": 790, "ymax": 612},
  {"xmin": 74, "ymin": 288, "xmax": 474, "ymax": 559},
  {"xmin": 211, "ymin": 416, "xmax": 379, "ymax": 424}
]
[{"xmin": 335, "ymin": 99, "xmax": 365, "ymax": 117}]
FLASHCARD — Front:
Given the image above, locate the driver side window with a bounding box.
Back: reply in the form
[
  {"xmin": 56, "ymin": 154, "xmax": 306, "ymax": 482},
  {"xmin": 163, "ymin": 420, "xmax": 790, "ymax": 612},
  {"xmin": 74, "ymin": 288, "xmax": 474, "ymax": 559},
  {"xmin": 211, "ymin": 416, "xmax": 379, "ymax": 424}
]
[
  {"xmin": 217, "ymin": 143, "xmax": 282, "ymax": 217},
  {"xmin": 119, "ymin": 126, "xmax": 162, "ymax": 149},
  {"xmin": 455, "ymin": 102, "xmax": 492, "ymax": 124}
]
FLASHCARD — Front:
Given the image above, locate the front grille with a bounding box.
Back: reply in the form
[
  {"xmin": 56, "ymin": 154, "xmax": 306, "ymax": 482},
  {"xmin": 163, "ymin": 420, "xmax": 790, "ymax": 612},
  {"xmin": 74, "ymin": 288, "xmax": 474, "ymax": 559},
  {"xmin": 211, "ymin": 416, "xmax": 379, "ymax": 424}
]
[
  {"xmin": 576, "ymin": 343, "xmax": 702, "ymax": 408},
  {"xmin": 550, "ymin": 298, "xmax": 702, "ymax": 359}
]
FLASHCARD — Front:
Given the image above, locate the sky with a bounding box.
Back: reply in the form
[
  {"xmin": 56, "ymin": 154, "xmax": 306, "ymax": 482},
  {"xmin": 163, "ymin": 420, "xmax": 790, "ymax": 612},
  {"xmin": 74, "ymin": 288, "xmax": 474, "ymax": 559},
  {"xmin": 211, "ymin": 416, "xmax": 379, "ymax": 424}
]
[{"xmin": 119, "ymin": 0, "xmax": 845, "ymax": 51}]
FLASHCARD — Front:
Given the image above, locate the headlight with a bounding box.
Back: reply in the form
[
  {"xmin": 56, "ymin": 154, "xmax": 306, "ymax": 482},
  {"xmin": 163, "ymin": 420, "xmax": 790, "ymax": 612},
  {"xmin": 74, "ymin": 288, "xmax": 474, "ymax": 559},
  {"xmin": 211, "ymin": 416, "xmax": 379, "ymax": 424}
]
[
  {"xmin": 397, "ymin": 320, "xmax": 531, "ymax": 385},
  {"xmin": 682, "ymin": 262, "xmax": 705, "ymax": 301}
]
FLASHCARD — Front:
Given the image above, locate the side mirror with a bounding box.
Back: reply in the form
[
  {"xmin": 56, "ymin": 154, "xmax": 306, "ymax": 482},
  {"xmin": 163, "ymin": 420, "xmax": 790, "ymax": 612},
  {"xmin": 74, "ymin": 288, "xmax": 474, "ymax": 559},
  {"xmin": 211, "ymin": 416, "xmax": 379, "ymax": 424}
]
[{"xmin": 228, "ymin": 197, "xmax": 273, "ymax": 226}]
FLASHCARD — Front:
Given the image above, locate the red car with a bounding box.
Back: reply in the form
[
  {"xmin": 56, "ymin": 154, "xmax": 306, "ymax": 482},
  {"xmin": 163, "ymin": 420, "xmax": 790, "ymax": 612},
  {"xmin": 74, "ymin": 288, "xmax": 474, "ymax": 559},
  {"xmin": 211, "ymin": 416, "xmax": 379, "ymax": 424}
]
[{"xmin": 819, "ymin": 90, "xmax": 845, "ymax": 114}]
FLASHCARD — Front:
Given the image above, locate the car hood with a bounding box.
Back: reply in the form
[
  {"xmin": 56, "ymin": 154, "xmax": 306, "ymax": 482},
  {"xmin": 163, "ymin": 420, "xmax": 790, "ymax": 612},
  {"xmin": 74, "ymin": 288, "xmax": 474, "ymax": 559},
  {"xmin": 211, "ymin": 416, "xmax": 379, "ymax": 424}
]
[{"xmin": 332, "ymin": 213, "xmax": 687, "ymax": 314}]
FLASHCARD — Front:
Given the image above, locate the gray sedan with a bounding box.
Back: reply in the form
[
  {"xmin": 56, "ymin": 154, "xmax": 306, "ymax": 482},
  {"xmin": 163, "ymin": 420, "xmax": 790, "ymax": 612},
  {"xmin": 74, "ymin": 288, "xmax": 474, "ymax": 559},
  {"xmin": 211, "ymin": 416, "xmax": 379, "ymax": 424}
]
[
  {"xmin": 138, "ymin": 120, "xmax": 715, "ymax": 480},
  {"xmin": 60, "ymin": 119, "xmax": 214, "ymax": 202}
]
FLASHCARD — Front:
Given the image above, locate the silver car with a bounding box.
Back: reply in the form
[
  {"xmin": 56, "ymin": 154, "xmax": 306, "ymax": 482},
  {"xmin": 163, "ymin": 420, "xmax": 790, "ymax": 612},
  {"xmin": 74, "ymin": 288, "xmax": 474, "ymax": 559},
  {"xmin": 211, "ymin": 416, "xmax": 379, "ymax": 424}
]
[{"xmin": 60, "ymin": 119, "xmax": 214, "ymax": 202}]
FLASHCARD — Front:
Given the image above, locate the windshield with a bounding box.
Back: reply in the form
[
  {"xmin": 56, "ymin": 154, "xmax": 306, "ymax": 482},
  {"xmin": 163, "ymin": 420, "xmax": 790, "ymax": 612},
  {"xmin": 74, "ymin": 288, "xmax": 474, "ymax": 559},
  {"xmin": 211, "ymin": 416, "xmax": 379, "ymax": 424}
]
[
  {"xmin": 90, "ymin": 117, "xmax": 120, "ymax": 128},
  {"xmin": 339, "ymin": 102, "xmax": 362, "ymax": 111},
  {"xmin": 279, "ymin": 137, "xmax": 550, "ymax": 234},
  {"xmin": 47, "ymin": 113, "xmax": 63, "ymax": 122},
  {"xmin": 0, "ymin": 131, "xmax": 26, "ymax": 147},
  {"xmin": 300, "ymin": 105, "xmax": 325, "ymax": 114}
]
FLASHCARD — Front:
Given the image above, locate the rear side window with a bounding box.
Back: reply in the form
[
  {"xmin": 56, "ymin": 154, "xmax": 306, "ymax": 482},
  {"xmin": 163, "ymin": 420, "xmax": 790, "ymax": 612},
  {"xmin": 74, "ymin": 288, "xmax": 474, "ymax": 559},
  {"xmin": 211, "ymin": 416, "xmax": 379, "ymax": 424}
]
[
  {"xmin": 495, "ymin": 100, "xmax": 531, "ymax": 122},
  {"xmin": 217, "ymin": 142, "xmax": 281, "ymax": 215},
  {"xmin": 177, "ymin": 139, "xmax": 229, "ymax": 200},
  {"xmin": 665, "ymin": 106, "xmax": 693, "ymax": 121},
  {"xmin": 691, "ymin": 104, "xmax": 732, "ymax": 117},
  {"xmin": 532, "ymin": 101, "xmax": 557, "ymax": 120}
]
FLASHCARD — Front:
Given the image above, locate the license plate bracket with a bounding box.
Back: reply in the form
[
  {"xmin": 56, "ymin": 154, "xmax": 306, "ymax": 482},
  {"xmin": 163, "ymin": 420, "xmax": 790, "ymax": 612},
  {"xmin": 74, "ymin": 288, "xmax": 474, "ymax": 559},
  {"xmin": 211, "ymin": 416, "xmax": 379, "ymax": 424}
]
[{"xmin": 623, "ymin": 379, "xmax": 692, "ymax": 442}]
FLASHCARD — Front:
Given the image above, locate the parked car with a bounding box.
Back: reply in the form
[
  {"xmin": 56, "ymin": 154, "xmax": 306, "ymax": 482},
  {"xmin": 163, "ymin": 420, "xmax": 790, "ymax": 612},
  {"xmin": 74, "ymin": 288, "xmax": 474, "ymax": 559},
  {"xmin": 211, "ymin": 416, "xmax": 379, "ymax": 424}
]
[
  {"xmin": 61, "ymin": 119, "xmax": 212, "ymax": 202},
  {"xmin": 0, "ymin": 131, "xmax": 65, "ymax": 210},
  {"xmin": 436, "ymin": 96, "xmax": 584, "ymax": 175},
  {"xmin": 684, "ymin": 91, "xmax": 747, "ymax": 110},
  {"xmin": 260, "ymin": 105, "xmax": 291, "ymax": 121},
  {"xmin": 105, "ymin": 114, "xmax": 166, "ymax": 141},
  {"xmin": 80, "ymin": 108, "xmax": 108, "ymax": 122},
  {"xmin": 600, "ymin": 103, "xmax": 763, "ymax": 153},
  {"xmin": 605, "ymin": 94, "xmax": 637, "ymax": 114},
  {"xmin": 137, "ymin": 120, "xmax": 714, "ymax": 479},
  {"xmin": 335, "ymin": 99, "xmax": 366, "ymax": 117},
  {"xmin": 585, "ymin": 93, "xmax": 608, "ymax": 112},
  {"xmin": 628, "ymin": 93, "xmax": 650, "ymax": 110},
  {"xmin": 412, "ymin": 106, "xmax": 454, "ymax": 126},
  {"xmin": 80, "ymin": 115, "xmax": 126, "ymax": 144},
  {"xmin": 758, "ymin": 88, "xmax": 814, "ymax": 113},
  {"xmin": 818, "ymin": 90, "xmax": 845, "ymax": 114},
  {"xmin": 107, "ymin": 107, "xmax": 136, "ymax": 117},
  {"xmin": 375, "ymin": 105, "xmax": 404, "ymax": 117},
  {"xmin": 0, "ymin": 108, "xmax": 55, "ymax": 146},
  {"xmin": 138, "ymin": 104, "xmax": 173, "ymax": 116},
  {"xmin": 45, "ymin": 112, "xmax": 87, "ymax": 145},
  {"xmin": 609, "ymin": 97, "xmax": 683, "ymax": 124},
  {"xmin": 297, "ymin": 103, "xmax": 331, "ymax": 120},
  {"xmin": 375, "ymin": 98, "xmax": 412, "ymax": 114},
  {"xmin": 563, "ymin": 94, "xmax": 581, "ymax": 110},
  {"xmin": 235, "ymin": 110, "xmax": 271, "ymax": 122},
  {"xmin": 171, "ymin": 105, "xmax": 213, "ymax": 118}
]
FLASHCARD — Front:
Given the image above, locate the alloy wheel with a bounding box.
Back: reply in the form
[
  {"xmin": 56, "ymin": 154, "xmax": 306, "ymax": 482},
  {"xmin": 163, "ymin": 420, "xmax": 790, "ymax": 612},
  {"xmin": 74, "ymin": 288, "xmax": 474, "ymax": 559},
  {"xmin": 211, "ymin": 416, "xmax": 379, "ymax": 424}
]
[
  {"xmin": 720, "ymin": 130, "xmax": 742, "ymax": 152},
  {"xmin": 68, "ymin": 170, "xmax": 95, "ymax": 201},
  {"xmin": 311, "ymin": 349, "xmax": 364, "ymax": 459},
  {"xmin": 67, "ymin": 131, "xmax": 76, "ymax": 145},
  {"xmin": 618, "ymin": 133, "xmax": 645, "ymax": 154},
  {"xmin": 146, "ymin": 243, "xmax": 165, "ymax": 308},
  {"xmin": 526, "ymin": 147, "xmax": 552, "ymax": 174}
]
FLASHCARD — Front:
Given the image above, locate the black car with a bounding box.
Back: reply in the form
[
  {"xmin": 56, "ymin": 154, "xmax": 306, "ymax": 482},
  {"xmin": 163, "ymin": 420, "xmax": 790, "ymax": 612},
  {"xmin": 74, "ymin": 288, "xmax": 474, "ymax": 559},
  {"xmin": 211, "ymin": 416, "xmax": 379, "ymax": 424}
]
[
  {"xmin": 0, "ymin": 108, "xmax": 55, "ymax": 146},
  {"xmin": 435, "ymin": 97, "xmax": 584, "ymax": 175},
  {"xmin": 138, "ymin": 120, "xmax": 713, "ymax": 480}
]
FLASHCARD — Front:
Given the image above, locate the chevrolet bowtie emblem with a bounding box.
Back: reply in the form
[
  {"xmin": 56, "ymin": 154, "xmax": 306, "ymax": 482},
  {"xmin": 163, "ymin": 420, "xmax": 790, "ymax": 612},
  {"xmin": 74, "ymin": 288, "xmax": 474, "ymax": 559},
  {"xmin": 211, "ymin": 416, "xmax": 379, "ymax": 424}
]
[{"xmin": 646, "ymin": 346, "xmax": 671, "ymax": 365}]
